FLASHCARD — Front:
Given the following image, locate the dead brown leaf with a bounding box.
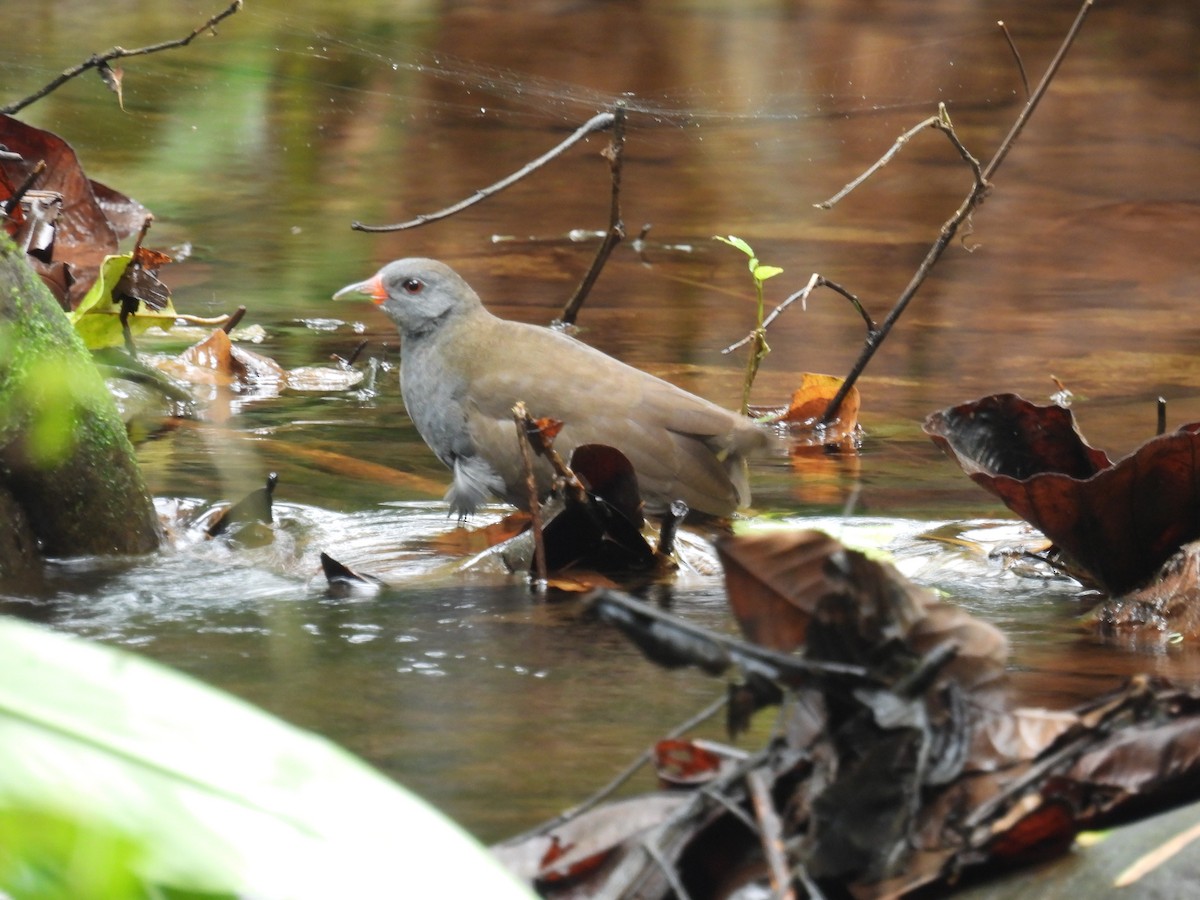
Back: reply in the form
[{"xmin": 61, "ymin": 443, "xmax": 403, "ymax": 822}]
[{"xmin": 925, "ymin": 393, "xmax": 1200, "ymax": 596}]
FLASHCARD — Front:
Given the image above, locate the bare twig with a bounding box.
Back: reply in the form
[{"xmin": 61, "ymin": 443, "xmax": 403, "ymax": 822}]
[
  {"xmin": 513, "ymin": 405, "xmax": 590, "ymax": 506},
  {"xmin": 983, "ymin": 0, "xmax": 1095, "ymax": 182},
  {"xmin": 815, "ymin": 113, "xmax": 944, "ymax": 210},
  {"xmin": 502, "ymin": 692, "xmax": 728, "ymax": 842},
  {"xmin": 723, "ymin": 273, "xmax": 875, "ymax": 354},
  {"xmin": 513, "ymin": 402, "xmax": 548, "ymax": 590},
  {"xmin": 222, "ymin": 306, "xmax": 248, "ymax": 334},
  {"xmin": 814, "ymin": 0, "xmax": 1095, "ymax": 426},
  {"xmin": 998, "ymin": 21, "xmax": 1031, "ymax": 100},
  {"xmin": 642, "ymin": 840, "xmax": 695, "ymax": 900},
  {"xmin": 816, "ymin": 104, "xmax": 981, "ymax": 211},
  {"xmin": 558, "ymin": 102, "xmax": 628, "ymax": 326},
  {"xmin": 747, "ymin": 770, "xmax": 797, "ymax": 900},
  {"xmin": 0, "ymin": 1, "xmax": 243, "ymax": 116},
  {"xmin": 352, "ymin": 110, "xmax": 616, "ymax": 232},
  {"xmin": 1, "ymin": 160, "xmax": 47, "ymax": 216}
]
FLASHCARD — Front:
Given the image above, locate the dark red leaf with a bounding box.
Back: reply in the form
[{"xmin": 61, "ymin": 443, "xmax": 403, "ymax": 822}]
[
  {"xmin": 925, "ymin": 394, "xmax": 1200, "ymax": 594},
  {"xmin": 570, "ymin": 442, "xmax": 643, "ymax": 528},
  {"xmin": 0, "ymin": 115, "xmax": 150, "ymax": 306}
]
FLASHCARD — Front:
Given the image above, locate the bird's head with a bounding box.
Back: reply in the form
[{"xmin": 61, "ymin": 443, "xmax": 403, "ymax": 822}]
[{"xmin": 333, "ymin": 258, "xmax": 483, "ymax": 337}]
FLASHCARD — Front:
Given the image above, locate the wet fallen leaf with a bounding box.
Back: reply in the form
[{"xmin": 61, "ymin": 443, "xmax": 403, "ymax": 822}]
[
  {"xmin": 0, "ymin": 115, "xmax": 149, "ymax": 306},
  {"xmin": 68, "ymin": 253, "xmax": 178, "ymax": 349},
  {"xmin": 320, "ymin": 552, "xmax": 384, "ymax": 598},
  {"xmin": 427, "ymin": 513, "xmax": 531, "ymax": 556},
  {"xmin": 179, "ymin": 328, "xmax": 286, "ymax": 385},
  {"xmin": 780, "ymin": 372, "xmax": 861, "ymax": 431},
  {"xmin": 569, "ymin": 443, "xmax": 644, "ymax": 529},
  {"xmin": 925, "ymin": 393, "xmax": 1200, "ymax": 595},
  {"xmin": 491, "ymin": 794, "xmax": 690, "ymax": 886}
]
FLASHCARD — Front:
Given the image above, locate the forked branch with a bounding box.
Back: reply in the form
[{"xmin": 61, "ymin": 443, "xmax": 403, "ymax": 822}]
[
  {"xmin": 814, "ymin": 1, "xmax": 1094, "ymax": 425},
  {"xmin": 0, "ymin": 1, "xmax": 243, "ymax": 116}
]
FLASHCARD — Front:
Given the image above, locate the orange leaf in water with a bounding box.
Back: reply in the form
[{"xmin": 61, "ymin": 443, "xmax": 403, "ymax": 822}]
[{"xmin": 780, "ymin": 372, "xmax": 860, "ymax": 431}]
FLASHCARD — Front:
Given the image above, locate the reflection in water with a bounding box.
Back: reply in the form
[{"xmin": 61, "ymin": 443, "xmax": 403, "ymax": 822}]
[{"xmin": 2, "ymin": 0, "xmax": 1199, "ymax": 841}]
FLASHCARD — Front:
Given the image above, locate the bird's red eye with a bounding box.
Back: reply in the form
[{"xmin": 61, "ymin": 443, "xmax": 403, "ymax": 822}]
[{"xmin": 402, "ymin": 278, "xmax": 423, "ymax": 294}]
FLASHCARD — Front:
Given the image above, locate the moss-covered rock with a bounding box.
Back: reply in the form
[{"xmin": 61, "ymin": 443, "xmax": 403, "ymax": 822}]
[{"xmin": 0, "ymin": 233, "xmax": 159, "ymax": 588}]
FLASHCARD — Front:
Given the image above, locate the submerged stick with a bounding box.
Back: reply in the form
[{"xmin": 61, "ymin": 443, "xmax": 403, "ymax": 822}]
[
  {"xmin": 1, "ymin": 1, "xmax": 243, "ymax": 115},
  {"xmin": 352, "ymin": 110, "xmax": 616, "ymax": 232}
]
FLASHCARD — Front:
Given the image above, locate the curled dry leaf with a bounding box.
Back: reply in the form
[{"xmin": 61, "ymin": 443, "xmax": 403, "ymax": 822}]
[
  {"xmin": 714, "ymin": 529, "xmax": 845, "ymax": 652},
  {"xmin": 0, "ymin": 115, "xmax": 150, "ymax": 306},
  {"xmin": 715, "ymin": 530, "xmax": 1009, "ymax": 692},
  {"xmin": 925, "ymin": 393, "xmax": 1200, "ymax": 595}
]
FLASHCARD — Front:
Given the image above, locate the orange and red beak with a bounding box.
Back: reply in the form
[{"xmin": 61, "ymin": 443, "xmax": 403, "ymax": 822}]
[{"xmin": 332, "ymin": 273, "xmax": 388, "ymax": 305}]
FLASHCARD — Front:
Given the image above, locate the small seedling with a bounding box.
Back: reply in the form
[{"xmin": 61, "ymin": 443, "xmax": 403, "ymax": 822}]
[{"xmin": 714, "ymin": 235, "xmax": 783, "ymax": 414}]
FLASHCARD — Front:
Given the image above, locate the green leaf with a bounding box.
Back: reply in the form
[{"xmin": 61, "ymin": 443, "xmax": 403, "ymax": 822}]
[
  {"xmin": 67, "ymin": 254, "xmax": 178, "ymax": 349},
  {"xmin": 753, "ymin": 265, "xmax": 784, "ymax": 282},
  {"xmin": 0, "ymin": 616, "xmax": 535, "ymax": 899},
  {"xmin": 713, "ymin": 234, "xmax": 755, "ymax": 257}
]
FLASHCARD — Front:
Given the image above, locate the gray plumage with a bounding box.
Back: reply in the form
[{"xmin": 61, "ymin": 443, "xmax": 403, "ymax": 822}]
[{"xmin": 335, "ymin": 258, "xmax": 765, "ymax": 518}]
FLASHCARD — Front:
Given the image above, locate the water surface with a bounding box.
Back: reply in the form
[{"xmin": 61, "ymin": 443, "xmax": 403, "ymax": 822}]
[{"xmin": 2, "ymin": 0, "xmax": 1199, "ymax": 841}]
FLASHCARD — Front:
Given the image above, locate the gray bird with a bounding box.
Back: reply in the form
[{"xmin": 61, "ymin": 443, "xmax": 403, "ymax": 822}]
[{"xmin": 334, "ymin": 259, "xmax": 765, "ymax": 518}]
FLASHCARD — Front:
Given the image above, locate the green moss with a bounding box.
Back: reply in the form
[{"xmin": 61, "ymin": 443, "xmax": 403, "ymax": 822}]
[{"xmin": 0, "ymin": 232, "xmax": 160, "ymax": 563}]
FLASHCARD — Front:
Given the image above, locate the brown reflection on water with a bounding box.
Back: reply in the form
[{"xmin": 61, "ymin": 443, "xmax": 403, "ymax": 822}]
[{"xmin": 4, "ymin": 0, "xmax": 1200, "ymax": 842}]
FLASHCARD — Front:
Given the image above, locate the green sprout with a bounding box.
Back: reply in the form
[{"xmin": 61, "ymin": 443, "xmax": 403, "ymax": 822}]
[{"xmin": 713, "ymin": 235, "xmax": 783, "ymax": 415}]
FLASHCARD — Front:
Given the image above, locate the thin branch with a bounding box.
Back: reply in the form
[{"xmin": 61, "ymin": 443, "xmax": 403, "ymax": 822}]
[
  {"xmin": 747, "ymin": 770, "xmax": 796, "ymax": 900},
  {"xmin": 998, "ymin": 21, "xmax": 1031, "ymax": 100},
  {"xmin": 352, "ymin": 111, "xmax": 616, "ymax": 232},
  {"xmin": 723, "ymin": 273, "xmax": 875, "ymax": 354},
  {"xmin": 983, "ymin": 0, "xmax": 1095, "ymax": 182},
  {"xmin": 513, "ymin": 402, "xmax": 549, "ymax": 591},
  {"xmin": 815, "ymin": 0, "xmax": 1095, "ymax": 426},
  {"xmin": 502, "ymin": 692, "xmax": 728, "ymax": 842},
  {"xmin": 558, "ymin": 102, "xmax": 628, "ymax": 326},
  {"xmin": 0, "ymin": 1, "xmax": 243, "ymax": 116},
  {"xmin": 1, "ymin": 160, "xmax": 46, "ymax": 216},
  {"xmin": 815, "ymin": 114, "xmax": 942, "ymax": 210}
]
